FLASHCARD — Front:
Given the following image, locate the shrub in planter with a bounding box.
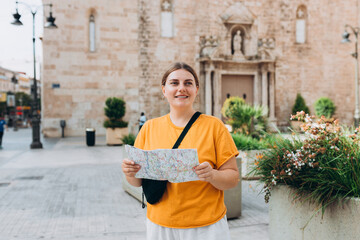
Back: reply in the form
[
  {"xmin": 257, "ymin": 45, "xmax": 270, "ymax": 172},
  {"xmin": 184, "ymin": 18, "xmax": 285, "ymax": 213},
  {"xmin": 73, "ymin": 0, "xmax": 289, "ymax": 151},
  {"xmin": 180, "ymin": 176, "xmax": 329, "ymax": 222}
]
[
  {"xmin": 291, "ymin": 94, "xmax": 310, "ymax": 132},
  {"xmin": 103, "ymin": 97, "xmax": 128, "ymax": 128},
  {"xmin": 253, "ymin": 111, "xmax": 360, "ymax": 212},
  {"xmin": 104, "ymin": 97, "xmax": 128, "ymax": 145},
  {"xmin": 314, "ymin": 97, "xmax": 336, "ymax": 119},
  {"xmin": 121, "ymin": 133, "xmax": 136, "ymax": 146},
  {"xmin": 292, "ymin": 93, "xmax": 310, "ymax": 115},
  {"xmin": 221, "ymin": 96, "xmax": 268, "ymax": 138}
]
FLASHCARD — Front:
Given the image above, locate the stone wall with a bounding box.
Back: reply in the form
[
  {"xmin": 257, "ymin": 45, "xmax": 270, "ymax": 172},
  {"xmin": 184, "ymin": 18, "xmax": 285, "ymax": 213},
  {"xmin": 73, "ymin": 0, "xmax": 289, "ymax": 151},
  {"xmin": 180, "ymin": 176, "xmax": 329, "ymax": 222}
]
[{"xmin": 42, "ymin": 0, "xmax": 360, "ymax": 136}]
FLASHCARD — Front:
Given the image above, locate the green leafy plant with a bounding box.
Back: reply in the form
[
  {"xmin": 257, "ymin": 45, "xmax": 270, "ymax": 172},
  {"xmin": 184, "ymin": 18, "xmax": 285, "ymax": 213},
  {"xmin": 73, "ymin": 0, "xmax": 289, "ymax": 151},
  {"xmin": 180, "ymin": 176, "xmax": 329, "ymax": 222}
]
[
  {"xmin": 292, "ymin": 93, "xmax": 310, "ymax": 115},
  {"xmin": 221, "ymin": 96, "xmax": 268, "ymax": 138},
  {"xmin": 231, "ymin": 133, "xmax": 280, "ymax": 150},
  {"xmin": 232, "ymin": 133, "xmax": 267, "ymax": 150},
  {"xmin": 103, "ymin": 97, "xmax": 128, "ymax": 128},
  {"xmin": 253, "ymin": 111, "xmax": 360, "ymax": 213},
  {"xmin": 121, "ymin": 133, "xmax": 136, "ymax": 146},
  {"xmin": 314, "ymin": 97, "xmax": 336, "ymax": 119}
]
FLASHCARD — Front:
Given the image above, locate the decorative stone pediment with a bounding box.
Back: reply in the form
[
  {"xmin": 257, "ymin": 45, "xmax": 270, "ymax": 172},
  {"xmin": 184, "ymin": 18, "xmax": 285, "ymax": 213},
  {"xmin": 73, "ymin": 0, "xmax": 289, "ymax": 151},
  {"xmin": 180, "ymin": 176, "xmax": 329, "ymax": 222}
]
[{"xmin": 220, "ymin": 1, "xmax": 256, "ymax": 25}]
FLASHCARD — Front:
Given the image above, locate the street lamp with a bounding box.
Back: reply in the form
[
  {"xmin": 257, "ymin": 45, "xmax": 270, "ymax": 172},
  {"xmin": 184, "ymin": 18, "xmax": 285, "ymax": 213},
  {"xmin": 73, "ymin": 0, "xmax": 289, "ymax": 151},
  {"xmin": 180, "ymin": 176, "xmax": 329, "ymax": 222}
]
[
  {"xmin": 342, "ymin": 24, "xmax": 360, "ymax": 127},
  {"xmin": 11, "ymin": 1, "xmax": 58, "ymax": 149},
  {"xmin": 11, "ymin": 75, "xmax": 18, "ymax": 131}
]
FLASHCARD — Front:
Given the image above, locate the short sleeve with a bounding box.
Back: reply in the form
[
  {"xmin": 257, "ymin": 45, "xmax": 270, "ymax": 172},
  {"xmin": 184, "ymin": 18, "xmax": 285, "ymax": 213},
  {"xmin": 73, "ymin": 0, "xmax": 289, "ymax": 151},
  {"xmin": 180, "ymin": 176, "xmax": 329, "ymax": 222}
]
[
  {"xmin": 134, "ymin": 121, "xmax": 148, "ymax": 149},
  {"xmin": 215, "ymin": 128, "xmax": 239, "ymax": 169}
]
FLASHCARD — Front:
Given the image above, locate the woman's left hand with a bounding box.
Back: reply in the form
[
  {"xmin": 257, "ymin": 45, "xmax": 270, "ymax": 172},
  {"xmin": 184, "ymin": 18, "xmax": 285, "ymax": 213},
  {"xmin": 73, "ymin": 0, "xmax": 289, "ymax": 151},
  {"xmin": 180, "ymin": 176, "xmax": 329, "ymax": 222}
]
[{"xmin": 195, "ymin": 162, "xmax": 215, "ymax": 182}]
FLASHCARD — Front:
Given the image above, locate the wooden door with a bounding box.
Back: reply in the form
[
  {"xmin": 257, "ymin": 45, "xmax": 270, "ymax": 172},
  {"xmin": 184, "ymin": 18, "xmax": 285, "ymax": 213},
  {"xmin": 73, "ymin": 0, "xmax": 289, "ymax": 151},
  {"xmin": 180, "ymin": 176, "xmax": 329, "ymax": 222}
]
[{"xmin": 221, "ymin": 75, "xmax": 254, "ymax": 106}]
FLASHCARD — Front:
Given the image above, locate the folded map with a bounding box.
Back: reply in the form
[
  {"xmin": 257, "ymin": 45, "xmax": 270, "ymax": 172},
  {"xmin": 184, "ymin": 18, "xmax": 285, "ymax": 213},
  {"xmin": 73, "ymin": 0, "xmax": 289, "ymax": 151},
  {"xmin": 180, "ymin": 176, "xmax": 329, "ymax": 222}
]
[{"xmin": 125, "ymin": 145, "xmax": 200, "ymax": 183}]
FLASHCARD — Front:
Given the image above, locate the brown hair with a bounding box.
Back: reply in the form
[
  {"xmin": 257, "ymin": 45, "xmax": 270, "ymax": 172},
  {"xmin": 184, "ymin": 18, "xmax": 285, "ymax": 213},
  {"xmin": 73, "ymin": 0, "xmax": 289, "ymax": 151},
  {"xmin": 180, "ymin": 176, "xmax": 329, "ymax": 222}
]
[{"xmin": 161, "ymin": 62, "xmax": 199, "ymax": 87}]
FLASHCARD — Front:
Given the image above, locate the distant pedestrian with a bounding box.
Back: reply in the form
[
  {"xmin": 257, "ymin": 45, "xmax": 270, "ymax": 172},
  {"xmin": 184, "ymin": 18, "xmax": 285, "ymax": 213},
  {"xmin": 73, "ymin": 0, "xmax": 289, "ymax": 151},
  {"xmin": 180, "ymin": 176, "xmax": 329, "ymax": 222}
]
[
  {"xmin": 0, "ymin": 116, "xmax": 8, "ymax": 149},
  {"xmin": 139, "ymin": 112, "xmax": 147, "ymax": 131}
]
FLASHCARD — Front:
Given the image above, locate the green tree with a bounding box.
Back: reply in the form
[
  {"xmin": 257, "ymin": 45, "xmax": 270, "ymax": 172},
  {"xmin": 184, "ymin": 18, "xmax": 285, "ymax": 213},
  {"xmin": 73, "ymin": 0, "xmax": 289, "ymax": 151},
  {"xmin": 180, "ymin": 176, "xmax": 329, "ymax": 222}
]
[
  {"xmin": 103, "ymin": 97, "xmax": 128, "ymax": 128},
  {"xmin": 314, "ymin": 97, "xmax": 336, "ymax": 118},
  {"xmin": 292, "ymin": 93, "xmax": 310, "ymax": 115}
]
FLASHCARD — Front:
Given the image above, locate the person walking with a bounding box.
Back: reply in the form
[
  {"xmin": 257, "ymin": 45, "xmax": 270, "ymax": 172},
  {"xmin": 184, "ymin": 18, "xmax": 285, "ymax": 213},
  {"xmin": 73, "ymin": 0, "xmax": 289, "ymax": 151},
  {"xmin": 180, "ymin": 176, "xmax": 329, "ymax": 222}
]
[
  {"xmin": 139, "ymin": 112, "xmax": 147, "ymax": 131},
  {"xmin": 0, "ymin": 115, "xmax": 8, "ymax": 149},
  {"xmin": 122, "ymin": 62, "xmax": 239, "ymax": 240}
]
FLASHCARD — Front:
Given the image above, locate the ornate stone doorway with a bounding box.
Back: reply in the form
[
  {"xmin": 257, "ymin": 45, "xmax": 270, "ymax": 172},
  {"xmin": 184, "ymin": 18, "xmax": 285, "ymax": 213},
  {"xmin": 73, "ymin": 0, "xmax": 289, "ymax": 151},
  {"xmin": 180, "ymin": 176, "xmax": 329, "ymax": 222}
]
[
  {"xmin": 197, "ymin": 1, "xmax": 277, "ymax": 129},
  {"xmin": 221, "ymin": 74, "xmax": 254, "ymax": 106}
]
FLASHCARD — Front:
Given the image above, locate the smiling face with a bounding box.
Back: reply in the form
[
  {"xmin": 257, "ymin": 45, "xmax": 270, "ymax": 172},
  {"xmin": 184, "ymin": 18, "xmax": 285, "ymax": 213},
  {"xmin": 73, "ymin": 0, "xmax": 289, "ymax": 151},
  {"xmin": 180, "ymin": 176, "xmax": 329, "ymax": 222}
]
[{"xmin": 162, "ymin": 69, "xmax": 199, "ymax": 109}]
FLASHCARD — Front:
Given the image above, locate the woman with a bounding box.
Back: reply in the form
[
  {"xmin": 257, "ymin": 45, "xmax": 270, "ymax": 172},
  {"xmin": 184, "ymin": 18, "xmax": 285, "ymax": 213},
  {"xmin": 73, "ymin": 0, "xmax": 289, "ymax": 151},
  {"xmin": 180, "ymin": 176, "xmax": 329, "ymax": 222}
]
[{"xmin": 122, "ymin": 62, "xmax": 239, "ymax": 240}]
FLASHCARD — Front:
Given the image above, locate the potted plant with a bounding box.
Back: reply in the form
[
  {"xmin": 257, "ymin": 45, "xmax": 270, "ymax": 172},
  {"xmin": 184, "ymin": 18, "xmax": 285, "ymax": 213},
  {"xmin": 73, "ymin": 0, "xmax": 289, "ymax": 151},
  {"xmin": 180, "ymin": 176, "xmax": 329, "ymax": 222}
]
[
  {"xmin": 314, "ymin": 97, "xmax": 336, "ymax": 120},
  {"xmin": 104, "ymin": 97, "xmax": 128, "ymax": 145},
  {"xmin": 221, "ymin": 96, "xmax": 270, "ymax": 218},
  {"xmin": 291, "ymin": 93, "xmax": 310, "ymax": 132},
  {"xmin": 253, "ymin": 111, "xmax": 360, "ymax": 239}
]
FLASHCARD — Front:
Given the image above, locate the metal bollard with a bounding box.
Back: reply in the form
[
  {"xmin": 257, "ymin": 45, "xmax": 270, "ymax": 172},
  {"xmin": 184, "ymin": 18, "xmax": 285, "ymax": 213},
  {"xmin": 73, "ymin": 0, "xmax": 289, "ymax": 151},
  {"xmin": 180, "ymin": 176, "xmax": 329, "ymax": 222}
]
[{"xmin": 60, "ymin": 120, "xmax": 66, "ymax": 138}]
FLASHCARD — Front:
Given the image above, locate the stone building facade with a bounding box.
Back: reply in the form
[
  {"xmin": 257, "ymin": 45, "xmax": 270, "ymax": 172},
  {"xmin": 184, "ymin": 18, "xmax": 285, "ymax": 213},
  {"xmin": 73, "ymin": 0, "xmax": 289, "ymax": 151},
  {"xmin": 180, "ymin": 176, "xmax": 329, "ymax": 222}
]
[{"xmin": 42, "ymin": 0, "xmax": 360, "ymax": 137}]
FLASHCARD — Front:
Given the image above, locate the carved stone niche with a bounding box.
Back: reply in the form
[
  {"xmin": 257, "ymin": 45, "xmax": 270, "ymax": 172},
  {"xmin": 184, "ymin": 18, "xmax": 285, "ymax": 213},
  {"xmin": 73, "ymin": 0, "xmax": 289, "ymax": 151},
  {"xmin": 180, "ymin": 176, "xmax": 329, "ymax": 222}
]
[{"xmin": 219, "ymin": 1, "xmax": 257, "ymax": 59}]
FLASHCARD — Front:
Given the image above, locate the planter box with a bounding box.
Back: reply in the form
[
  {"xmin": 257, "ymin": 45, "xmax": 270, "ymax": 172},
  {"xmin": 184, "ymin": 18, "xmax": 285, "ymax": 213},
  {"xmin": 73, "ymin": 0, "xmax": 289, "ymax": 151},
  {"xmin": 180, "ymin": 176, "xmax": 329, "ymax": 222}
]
[
  {"xmin": 269, "ymin": 185, "xmax": 360, "ymax": 240},
  {"xmin": 122, "ymin": 156, "xmax": 242, "ymax": 219},
  {"xmin": 122, "ymin": 174, "xmax": 146, "ymax": 204},
  {"xmin": 224, "ymin": 156, "xmax": 242, "ymax": 219},
  {"xmin": 106, "ymin": 127, "xmax": 128, "ymax": 145},
  {"xmin": 239, "ymin": 150, "xmax": 267, "ymax": 180},
  {"xmin": 290, "ymin": 120, "xmax": 303, "ymax": 132}
]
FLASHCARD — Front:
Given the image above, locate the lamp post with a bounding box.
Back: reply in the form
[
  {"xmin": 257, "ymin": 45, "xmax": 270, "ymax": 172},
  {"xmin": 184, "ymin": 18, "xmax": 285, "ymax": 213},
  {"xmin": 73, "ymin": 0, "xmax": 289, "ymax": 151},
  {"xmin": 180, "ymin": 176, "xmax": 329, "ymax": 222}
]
[
  {"xmin": 11, "ymin": 1, "xmax": 57, "ymax": 149},
  {"xmin": 342, "ymin": 24, "xmax": 360, "ymax": 127},
  {"xmin": 11, "ymin": 75, "xmax": 18, "ymax": 131}
]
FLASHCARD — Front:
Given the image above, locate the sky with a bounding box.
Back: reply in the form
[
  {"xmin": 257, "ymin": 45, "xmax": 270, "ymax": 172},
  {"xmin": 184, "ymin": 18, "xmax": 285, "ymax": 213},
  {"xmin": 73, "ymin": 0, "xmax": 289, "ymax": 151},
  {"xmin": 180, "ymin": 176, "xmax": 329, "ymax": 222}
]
[{"xmin": 0, "ymin": 0, "xmax": 44, "ymax": 78}]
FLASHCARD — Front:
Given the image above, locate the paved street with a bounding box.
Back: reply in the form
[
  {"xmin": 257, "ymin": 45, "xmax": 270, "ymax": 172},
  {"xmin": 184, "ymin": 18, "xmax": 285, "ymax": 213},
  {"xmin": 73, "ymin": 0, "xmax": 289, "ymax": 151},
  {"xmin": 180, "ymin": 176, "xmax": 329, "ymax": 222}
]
[{"xmin": 0, "ymin": 128, "xmax": 269, "ymax": 240}]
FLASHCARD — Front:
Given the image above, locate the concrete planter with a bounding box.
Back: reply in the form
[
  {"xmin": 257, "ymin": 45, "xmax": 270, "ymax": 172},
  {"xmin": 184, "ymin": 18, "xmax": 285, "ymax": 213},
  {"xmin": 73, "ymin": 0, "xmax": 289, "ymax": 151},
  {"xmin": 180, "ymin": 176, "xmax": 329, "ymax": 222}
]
[
  {"xmin": 122, "ymin": 156, "xmax": 242, "ymax": 219},
  {"xmin": 290, "ymin": 120, "xmax": 304, "ymax": 132},
  {"xmin": 106, "ymin": 127, "xmax": 128, "ymax": 145},
  {"xmin": 239, "ymin": 149, "xmax": 267, "ymax": 180},
  {"xmin": 269, "ymin": 185, "xmax": 360, "ymax": 240},
  {"xmin": 224, "ymin": 156, "xmax": 242, "ymax": 219},
  {"xmin": 122, "ymin": 174, "xmax": 145, "ymax": 204}
]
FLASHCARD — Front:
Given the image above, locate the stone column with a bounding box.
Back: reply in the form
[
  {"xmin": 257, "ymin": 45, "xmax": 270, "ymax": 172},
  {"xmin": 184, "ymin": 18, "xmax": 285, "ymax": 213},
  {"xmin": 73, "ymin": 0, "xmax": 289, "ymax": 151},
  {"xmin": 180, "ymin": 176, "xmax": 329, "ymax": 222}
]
[
  {"xmin": 268, "ymin": 64, "xmax": 277, "ymax": 132},
  {"xmin": 205, "ymin": 67, "xmax": 212, "ymax": 115},
  {"xmin": 261, "ymin": 65, "xmax": 268, "ymax": 108},
  {"xmin": 254, "ymin": 73, "xmax": 259, "ymax": 105},
  {"xmin": 269, "ymin": 71, "xmax": 276, "ymax": 120}
]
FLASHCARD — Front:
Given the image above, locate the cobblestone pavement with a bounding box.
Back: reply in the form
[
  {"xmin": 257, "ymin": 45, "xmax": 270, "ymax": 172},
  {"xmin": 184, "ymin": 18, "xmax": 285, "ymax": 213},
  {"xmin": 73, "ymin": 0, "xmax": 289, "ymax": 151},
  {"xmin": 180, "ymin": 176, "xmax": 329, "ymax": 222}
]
[{"xmin": 0, "ymin": 128, "xmax": 269, "ymax": 240}]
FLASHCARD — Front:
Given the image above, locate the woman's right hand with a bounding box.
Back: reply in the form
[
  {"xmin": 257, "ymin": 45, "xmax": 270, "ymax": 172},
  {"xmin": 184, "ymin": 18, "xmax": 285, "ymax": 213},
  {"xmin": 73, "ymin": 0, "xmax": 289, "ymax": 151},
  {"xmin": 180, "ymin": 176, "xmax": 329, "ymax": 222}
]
[{"xmin": 122, "ymin": 158, "xmax": 141, "ymax": 178}]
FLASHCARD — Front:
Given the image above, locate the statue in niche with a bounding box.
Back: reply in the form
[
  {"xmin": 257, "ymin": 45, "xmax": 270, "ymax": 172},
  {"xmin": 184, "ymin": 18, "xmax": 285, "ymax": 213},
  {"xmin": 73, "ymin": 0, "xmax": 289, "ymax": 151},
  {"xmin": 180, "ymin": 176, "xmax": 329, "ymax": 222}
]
[{"xmin": 232, "ymin": 30, "xmax": 244, "ymax": 60}]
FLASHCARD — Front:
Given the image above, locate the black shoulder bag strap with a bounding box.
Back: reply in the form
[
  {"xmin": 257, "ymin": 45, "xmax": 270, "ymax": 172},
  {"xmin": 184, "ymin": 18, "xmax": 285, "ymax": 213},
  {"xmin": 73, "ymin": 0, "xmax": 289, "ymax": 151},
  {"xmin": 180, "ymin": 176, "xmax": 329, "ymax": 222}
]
[{"xmin": 141, "ymin": 111, "xmax": 201, "ymax": 208}]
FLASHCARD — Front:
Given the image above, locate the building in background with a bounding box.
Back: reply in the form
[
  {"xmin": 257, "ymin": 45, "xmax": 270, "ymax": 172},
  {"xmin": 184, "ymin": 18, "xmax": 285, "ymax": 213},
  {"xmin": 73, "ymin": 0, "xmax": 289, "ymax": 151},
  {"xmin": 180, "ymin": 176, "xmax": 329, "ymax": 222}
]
[
  {"xmin": 0, "ymin": 66, "xmax": 33, "ymax": 126},
  {"xmin": 41, "ymin": 0, "xmax": 358, "ymax": 137}
]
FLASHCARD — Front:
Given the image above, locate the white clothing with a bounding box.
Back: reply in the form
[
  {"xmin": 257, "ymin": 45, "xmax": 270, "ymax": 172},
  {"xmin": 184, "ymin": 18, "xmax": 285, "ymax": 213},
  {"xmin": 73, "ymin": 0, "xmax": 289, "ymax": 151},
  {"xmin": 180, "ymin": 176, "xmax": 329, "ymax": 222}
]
[{"xmin": 146, "ymin": 215, "xmax": 231, "ymax": 240}]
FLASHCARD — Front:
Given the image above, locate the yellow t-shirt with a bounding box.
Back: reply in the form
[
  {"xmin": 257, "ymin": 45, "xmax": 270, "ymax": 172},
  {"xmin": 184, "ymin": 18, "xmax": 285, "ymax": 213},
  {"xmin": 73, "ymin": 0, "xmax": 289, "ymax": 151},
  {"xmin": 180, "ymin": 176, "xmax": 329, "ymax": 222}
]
[{"xmin": 134, "ymin": 113, "xmax": 239, "ymax": 229}]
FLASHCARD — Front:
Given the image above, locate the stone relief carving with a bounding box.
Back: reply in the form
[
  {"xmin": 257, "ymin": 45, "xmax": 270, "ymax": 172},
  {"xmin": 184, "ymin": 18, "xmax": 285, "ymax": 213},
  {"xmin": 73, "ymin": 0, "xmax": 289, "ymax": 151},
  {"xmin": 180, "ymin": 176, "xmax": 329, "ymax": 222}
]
[
  {"xmin": 161, "ymin": 0, "xmax": 172, "ymax": 12},
  {"xmin": 280, "ymin": 1, "xmax": 291, "ymax": 20},
  {"xmin": 199, "ymin": 35, "xmax": 219, "ymax": 57},
  {"xmin": 258, "ymin": 38, "xmax": 275, "ymax": 49},
  {"xmin": 297, "ymin": 8, "xmax": 305, "ymax": 19},
  {"xmin": 279, "ymin": 1, "xmax": 291, "ymax": 33},
  {"xmin": 258, "ymin": 38, "xmax": 275, "ymax": 60}
]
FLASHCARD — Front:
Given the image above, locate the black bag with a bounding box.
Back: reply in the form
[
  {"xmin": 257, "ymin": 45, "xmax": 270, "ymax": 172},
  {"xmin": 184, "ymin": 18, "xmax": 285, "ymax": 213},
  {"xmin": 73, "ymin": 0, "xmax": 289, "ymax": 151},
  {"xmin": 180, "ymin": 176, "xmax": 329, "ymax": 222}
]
[{"xmin": 141, "ymin": 111, "xmax": 201, "ymax": 208}]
